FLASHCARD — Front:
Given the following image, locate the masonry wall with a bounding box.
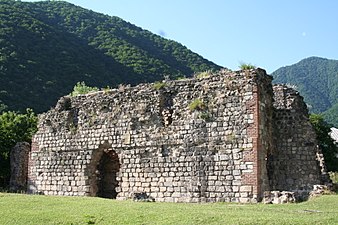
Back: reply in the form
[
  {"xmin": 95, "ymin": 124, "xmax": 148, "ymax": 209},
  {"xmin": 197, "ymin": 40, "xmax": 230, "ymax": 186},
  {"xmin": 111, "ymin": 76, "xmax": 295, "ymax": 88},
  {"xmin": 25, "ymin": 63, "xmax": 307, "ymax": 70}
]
[
  {"xmin": 270, "ymin": 85, "xmax": 323, "ymax": 191},
  {"xmin": 27, "ymin": 69, "xmax": 327, "ymax": 203},
  {"xmin": 241, "ymin": 72, "xmax": 274, "ymax": 200},
  {"xmin": 28, "ymin": 69, "xmax": 272, "ymax": 203}
]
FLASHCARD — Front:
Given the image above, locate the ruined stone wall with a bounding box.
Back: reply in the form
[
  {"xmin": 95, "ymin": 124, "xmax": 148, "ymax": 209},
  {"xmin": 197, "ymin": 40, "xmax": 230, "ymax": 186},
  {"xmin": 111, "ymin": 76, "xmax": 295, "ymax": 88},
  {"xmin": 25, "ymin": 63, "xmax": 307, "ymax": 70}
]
[
  {"xmin": 10, "ymin": 142, "xmax": 31, "ymax": 191},
  {"xmin": 27, "ymin": 69, "xmax": 326, "ymax": 203},
  {"xmin": 270, "ymin": 85, "xmax": 323, "ymax": 191},
  {"xmin": 28, "ymin": 69, "xmax": 272, "ymax": 203}
]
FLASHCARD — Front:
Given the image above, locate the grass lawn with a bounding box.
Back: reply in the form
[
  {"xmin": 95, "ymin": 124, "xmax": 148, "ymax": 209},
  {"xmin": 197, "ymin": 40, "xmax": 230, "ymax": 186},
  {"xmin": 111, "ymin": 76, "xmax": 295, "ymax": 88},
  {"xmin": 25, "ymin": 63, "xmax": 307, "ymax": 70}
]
[{"xmin": 0, "ymin": 193, "xmax": 337, "ymax": 224}]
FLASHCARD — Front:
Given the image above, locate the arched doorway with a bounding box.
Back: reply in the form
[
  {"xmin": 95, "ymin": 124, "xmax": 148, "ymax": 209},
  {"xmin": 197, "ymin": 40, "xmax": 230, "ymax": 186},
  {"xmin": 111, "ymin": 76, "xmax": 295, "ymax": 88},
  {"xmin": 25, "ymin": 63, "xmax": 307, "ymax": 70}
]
[
  {"xmin": 87, "ymin": 142, "xmax": 121, "ymax": 199},
  {"xmin": 95, "ymin": 150, "xmax": 120, "ymax": 199}
]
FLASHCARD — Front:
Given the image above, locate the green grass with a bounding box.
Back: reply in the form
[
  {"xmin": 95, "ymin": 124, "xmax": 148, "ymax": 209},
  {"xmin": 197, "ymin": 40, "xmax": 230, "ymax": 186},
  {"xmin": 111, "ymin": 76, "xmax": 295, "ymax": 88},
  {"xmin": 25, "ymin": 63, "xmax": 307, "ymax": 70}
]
[{"xmin": 0, "ymin": 193, "xmax": 337, "ymax": 224}]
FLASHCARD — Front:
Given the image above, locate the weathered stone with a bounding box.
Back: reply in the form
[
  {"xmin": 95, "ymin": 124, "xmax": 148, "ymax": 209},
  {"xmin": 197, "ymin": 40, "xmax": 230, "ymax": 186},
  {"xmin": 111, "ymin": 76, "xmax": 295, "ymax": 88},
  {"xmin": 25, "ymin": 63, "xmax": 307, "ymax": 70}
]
[
  {"xmin": 133, "ymin": 192, "xmax": 155, "ymax": 202},
  {"xmin": 10, "ymin": 142, "xmax": 30, "ymax": 191},
  {"xmin": 240, "ymin": 186, "xmax": 252, "ymax": 192},
  {"xmin": 26, "ymin": 69, "xmax": 329, "ymax": 203},
  {"xmin": 309, "ymin": 184, "xmax": 333, "ymax": 198},
  {"xmin": 269, "ymin": 85, "xmax": 329, "ymax": 191},
  {"xmin": 263, "ymin": 191, "xmax": 296, "ymax": 204}
]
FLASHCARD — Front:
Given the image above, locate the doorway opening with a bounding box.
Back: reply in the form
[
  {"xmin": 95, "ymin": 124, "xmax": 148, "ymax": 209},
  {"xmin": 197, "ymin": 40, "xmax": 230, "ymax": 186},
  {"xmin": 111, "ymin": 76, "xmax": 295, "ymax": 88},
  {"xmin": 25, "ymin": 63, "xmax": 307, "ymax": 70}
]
[{"xmin": 95, "ymin": 150, "xmax": 120, "ymax": 199}]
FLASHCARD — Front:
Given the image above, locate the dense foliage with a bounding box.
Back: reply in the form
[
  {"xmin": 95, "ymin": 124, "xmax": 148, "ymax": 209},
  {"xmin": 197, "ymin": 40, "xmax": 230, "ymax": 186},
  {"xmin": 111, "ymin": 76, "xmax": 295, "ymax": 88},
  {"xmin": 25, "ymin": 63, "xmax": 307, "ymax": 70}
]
[
  {"xmin": 0, "ymin": 109, "xmax": 37, "ymax": 187},
  {"xmin": 272, "ymin": 57, "xmax": 338, "ymax": 127},
  {"xmin": 310, "ymin": 114, "xmax": 338, "ymax": 172},
  {"xmin": 322, "ymin": 103, "xmax": 338, "ymax": 128},
  {"xmin": 0, "ymin": 0, "xmax": 220, "ymax": 113}
]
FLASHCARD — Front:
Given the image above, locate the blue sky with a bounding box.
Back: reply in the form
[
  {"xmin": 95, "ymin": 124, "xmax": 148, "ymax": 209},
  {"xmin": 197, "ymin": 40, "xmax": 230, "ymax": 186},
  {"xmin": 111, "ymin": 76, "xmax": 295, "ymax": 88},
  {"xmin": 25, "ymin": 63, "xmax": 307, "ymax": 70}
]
[{"xmin": 25, "ymin": 0, "xmax": 338, "ymax": 73}]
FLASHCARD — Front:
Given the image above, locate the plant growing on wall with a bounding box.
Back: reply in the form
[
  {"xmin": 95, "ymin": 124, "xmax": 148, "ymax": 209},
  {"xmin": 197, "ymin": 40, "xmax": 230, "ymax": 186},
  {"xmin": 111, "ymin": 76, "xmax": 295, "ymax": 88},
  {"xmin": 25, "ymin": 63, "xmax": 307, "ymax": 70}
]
[
  {"xmin": 198, "ymin": 111, "xmax": 211, "ymax": 121},
  {"xmin": 239, "ymin": 62, "xmax": 256, "ymax": 70},
  {"xmin": 102, "ymin": 86, "xmax": 111, "ymax": 93},
  {"xmin": 189, "ymin": 99, "xmax": 213, "ymax": 121},
  {"xmin": 175, "ymin": 76, "xmax": 186, "ymax": 80},
  {"xmin": 70, "ymin": 82, "xmax": 99, "ymax": 96},
  {"xmin": 153, "ymin": 81, "xmax": 166, "ymax": 90},
  {"xmin": 195, "ymin": 70, "xmax": 213, "ymax": 79},
  {"xmin": 189, "ymin": 99, "xmax": 205, "ymax": 111}
]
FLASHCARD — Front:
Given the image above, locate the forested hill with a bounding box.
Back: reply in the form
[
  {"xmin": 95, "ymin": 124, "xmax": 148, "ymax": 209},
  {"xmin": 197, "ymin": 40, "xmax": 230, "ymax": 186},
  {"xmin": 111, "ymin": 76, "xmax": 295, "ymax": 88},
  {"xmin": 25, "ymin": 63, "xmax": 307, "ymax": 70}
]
[
  {"xmin": 272, "ymin": 57, "xmax": 338, "ymax": 127},
  {"xmin": 0, "ymin": 0, "xmax": 221, "ymax": 113}
]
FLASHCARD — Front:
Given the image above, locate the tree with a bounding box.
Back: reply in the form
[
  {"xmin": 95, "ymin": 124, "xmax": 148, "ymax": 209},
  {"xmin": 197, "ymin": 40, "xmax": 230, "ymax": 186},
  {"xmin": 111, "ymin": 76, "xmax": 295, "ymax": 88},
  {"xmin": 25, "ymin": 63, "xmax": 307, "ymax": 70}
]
[
  {"xmin": 0, "ymin": 102, "xmax": 7, "ymax": 113},
  {"xmin": 0, "ymin": 109, "xmax": 37, "ymax": 187},
  {"xmin": 310, "ymin": 114, "xmax": 338, "ymax": 172},
  {"xmin": 0, "ymin": 0, "xmax": 220, "ymax": 113}
]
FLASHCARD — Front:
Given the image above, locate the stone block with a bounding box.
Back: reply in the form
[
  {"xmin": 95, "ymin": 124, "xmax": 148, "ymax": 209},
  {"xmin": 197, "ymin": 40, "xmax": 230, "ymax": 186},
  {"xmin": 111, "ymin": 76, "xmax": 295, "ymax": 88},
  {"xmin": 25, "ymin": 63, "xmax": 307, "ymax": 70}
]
[
  {"xmin": 216, "ymin": 186, "xmax": 225, "ymax": 192},
  {"xmin": 209, "ymin": 176, "xmax": 218, "ymax": 181},
  {"xmin": 159, "ymin": 187, "xmax": 167, "ymax": 192},
  {"xmin": 171, "ymin": 192, "xmax": 181, "ymax": 198}
]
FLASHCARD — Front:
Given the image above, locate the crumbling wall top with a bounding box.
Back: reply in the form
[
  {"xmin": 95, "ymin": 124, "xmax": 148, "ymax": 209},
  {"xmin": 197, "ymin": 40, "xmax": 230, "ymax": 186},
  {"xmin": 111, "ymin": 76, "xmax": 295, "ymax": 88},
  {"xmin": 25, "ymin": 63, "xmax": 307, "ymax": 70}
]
[
  {"xmin": 272, "ymin": 85, "xmax": 308, "ymax": 113},
  {"xmin": 37, "ymin": 68, "xmax": 272, "ymax": 133}
]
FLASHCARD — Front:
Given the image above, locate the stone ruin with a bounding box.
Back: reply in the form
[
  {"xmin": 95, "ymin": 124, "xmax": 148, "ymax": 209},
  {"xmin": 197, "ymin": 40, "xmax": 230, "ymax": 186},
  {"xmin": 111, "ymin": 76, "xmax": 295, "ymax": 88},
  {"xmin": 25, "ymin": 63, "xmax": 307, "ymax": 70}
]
[
  {"xmin": 9, "ymin": 142, "xmax": 30, "ymax": 191},
  {"xmin": 23, "ymin": 68, "xmax": 329, "ymax": 203}
]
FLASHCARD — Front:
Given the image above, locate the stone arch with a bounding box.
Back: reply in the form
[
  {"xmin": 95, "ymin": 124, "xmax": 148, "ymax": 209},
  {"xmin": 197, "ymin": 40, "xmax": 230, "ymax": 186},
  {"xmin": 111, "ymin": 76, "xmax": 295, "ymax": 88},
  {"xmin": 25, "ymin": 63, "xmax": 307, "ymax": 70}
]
[{"xmin": 87, "ymin": 143, "xmax": 120, "ymax": 198}]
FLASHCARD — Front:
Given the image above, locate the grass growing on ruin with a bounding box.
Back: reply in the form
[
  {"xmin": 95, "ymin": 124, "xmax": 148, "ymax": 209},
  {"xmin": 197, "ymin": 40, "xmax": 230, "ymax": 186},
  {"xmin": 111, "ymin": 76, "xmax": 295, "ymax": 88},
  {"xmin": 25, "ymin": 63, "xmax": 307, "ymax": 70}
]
[
  {"xmin": 195, "ymin": 70, "xmax": 213, "ymax": 79},
  {"xmin": 153, "ymin": 81, "xmax": 166, "ymax": 90},
  {"xmin": 189, "ymin": 99, "xmax": 205, "ymax": 111},
  {"xmin": 0, "ymin": 193, "xmax": 337, "ymax": 225}
]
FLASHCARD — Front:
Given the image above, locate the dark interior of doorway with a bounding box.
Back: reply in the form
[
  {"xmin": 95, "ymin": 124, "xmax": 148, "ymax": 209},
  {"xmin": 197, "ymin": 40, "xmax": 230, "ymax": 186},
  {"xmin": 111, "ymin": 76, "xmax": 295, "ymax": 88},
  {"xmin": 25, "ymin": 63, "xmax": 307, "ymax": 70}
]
[{"xmin": 96, "ymin": 150, "xmax": 120, "ymax": 199}]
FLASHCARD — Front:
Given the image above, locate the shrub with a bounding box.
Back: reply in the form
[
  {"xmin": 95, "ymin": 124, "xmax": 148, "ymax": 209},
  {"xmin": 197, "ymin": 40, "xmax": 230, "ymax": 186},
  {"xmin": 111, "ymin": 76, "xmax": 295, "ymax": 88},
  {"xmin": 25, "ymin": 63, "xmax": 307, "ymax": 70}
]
[
  {"xmin": 102, "ymin": 86, "xmax": 111, "ymax": 93},
  {"xmin": 0, "ymin": 109, "xmax": 37, "ymax": 187},
  {"xmin": 199, "ymin": 112, "xmax": 211, "ymax": 121},
  {"xmin": 70, "ymin": 82, "xmax": 99, "ymax": 96},
  {"xmin": 239, "ymin": 62, "xmax": 256, "ymax": 70},
  {"xmin": 310, "ymin": 114, "xmax": 338, "ymax": 171},
  {"xmin": 329, "ymin": 172, "xmax": 338, "ymax": 184},
  {"xmin": 189, "ymin": 99, "xmax": 205, "ymax": 111}
]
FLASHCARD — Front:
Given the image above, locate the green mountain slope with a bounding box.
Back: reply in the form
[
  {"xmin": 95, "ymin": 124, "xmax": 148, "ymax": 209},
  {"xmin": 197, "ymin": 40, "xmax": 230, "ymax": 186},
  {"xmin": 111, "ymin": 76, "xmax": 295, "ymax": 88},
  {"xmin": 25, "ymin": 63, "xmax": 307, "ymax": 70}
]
[
  {"xmin": 272, "ymin": 57, "xmax": 338, "ymax": 126},
  {"xmin": 0, "ymin": 0, "xmax": 221, "ymax": 113},
  {"xmin": 322, "ymin": 103, "xmax": 338, "ymax": 127}
]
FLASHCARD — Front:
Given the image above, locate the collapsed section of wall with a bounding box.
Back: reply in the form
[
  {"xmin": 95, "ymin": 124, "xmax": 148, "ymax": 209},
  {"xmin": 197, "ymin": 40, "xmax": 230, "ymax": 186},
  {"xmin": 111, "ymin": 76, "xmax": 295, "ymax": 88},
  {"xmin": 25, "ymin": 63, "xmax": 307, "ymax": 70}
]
[
  {"xmin": 28, "ymin": 69, "xmax": 272, "ymax": 203},
  {"xmin": 270, "ymin": 85, "xmax": 326, "ymax": 191}
]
